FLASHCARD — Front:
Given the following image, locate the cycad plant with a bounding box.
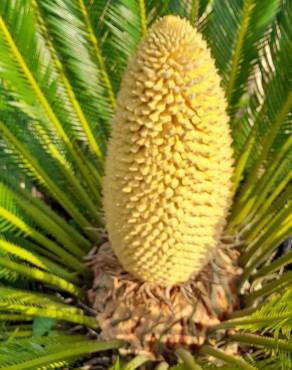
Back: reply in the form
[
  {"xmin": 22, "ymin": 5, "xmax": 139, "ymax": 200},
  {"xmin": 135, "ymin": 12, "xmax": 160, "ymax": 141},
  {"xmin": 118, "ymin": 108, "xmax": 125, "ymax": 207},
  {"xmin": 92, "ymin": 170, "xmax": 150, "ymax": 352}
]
[{"xmin": 0, "ymin": 0, "xmax": 291, "ymax": 369}]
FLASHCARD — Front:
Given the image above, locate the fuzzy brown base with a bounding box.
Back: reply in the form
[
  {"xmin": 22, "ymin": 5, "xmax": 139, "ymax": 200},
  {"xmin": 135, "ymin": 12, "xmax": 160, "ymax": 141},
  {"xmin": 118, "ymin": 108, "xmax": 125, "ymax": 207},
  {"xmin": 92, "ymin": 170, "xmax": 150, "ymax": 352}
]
[{"xmin": 88, "ymin": 243, "xmax": 241, "ymax": 357}]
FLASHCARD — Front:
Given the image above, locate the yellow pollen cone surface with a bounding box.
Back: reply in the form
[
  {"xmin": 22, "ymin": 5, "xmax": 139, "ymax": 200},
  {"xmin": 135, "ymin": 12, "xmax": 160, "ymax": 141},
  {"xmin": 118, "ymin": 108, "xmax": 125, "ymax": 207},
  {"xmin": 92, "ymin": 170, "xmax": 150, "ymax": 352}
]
[{"xmin": 103, "ymin": 16, "xmax": 234, "ymax": 285}]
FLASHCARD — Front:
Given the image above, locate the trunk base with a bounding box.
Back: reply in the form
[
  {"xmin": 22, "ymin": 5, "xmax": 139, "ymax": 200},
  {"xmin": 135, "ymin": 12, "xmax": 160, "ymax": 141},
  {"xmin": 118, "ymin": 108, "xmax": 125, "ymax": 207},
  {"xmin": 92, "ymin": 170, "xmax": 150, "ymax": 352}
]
[{"xmin": 88, "ymin": 243, "xmax": 241, "ymax": 357}]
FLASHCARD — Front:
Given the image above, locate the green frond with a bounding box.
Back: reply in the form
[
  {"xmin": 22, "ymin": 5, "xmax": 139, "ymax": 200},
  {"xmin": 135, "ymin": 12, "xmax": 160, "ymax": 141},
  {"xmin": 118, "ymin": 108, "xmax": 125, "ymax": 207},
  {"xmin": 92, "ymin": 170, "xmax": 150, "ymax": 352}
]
[
  {"xmin": 0, "ymin": 181, "xmax": 87, "ymax": 258},
  {"xmin": 0, "ymin": 324, "xmax": 33, "ymax": 340},
  {"xmin": 0, "ymin": 287, "xmax": 96, "ymax": 328},
  {"xmin": 0, "ymin": 254, "xmax": 82, "ymax": 297},
  {"xmin": 123, "ymin": 355, "xmax": 152, "ymax": 370},
  {"xmin": 238, "ymin": 202, "xmax": 291, "ymax": 283},
  {"xmin": 0, "ymin": 178, "xmax": 27, "ymax": 236},
  {"xmin": 243, "ymin": 156, "xmax": 292, "ymax": 231},
  {"xmin": 0, "ymin": 238, "xmax": 51, "ymax": 271},
  {"xmin": 168, "ymin": 0, "xmax": 210, "ymax": 26},
  {"xmin": 6, "ymin": 176, "xmax": 92, "ymax": 250},
  {"xmin": 33, "ymin": 0, "xmax": 106, "ymax": 163},
  {"xmin": 145, "ymin": 0, "xmax": 169, "ymax": 24},
  {"xmin": 224, "ymin": 4, "xmax": 292, "ymax": 302},
  {"xmin": 248, "ymin": 355, "xmax": 291, "ymax": 370},
  {"xmin": 251, "ymin": 249, "xmax": 292, "ymax": 281},
  {"xmin": 138, "ymin": 0, "xmax": 147, "ymax": 35},
  {"xmin": 36, "ymin": 0, "xmax": 114, "ymax": 131},
  {"xmin": 176, "ymin": 349, "xmax": 203, "ymax": 370},
  {"xmin": 105, "ymin": 0, "xmax": 143, "ymax": 71},
  {"xmin": 229, "ymin": 333, "xmax": 292, "ymax": 370},
  {"xmin": 0, "ymin": 334, "xmax": 123, "ymax": 370},
  {"xmin": 0, "ymin": 255, "xmax": 19, "ymax": 285},
  {"xmin": 0, "ymin": 202, "xmax": 86, "ymax": 273},
  {"xmin": 199, "ymin": 355, "xmax": 283, "ymax": 370},
  {"xmin": 217, "ymin": 289, "xmax": 292, "ymax": 339},
  {"xmin": 0, "ymin": 121, "xmax": 99, "ymax": 241},
  {"xmin": 1, "ymin": 234, "xmax": 79, "ymax": 283},
  {"xmin": 230, "ymin": 93, "xmax": 292, "ymax": 228},
  {"xmin": 230, "ymin": 0, "xmax": 292, "ymax": 191},
  {"xmin": 200, "ymin": 346, "xmax": 256, "ymax": 370},
  {"xmin": 204, "ymin": 0, "xmax": 281, "ymax": 116},
  {"xmin": 245, "ymin": 271, "xmax": 292, "ymax": 305},
  {"xmin": 29, "ymin": 124, "xmax": 103, "ymax": 224},
  {"xmin": 0, "ymin": 314, "xmax": 32, "ymax": 322},
  {"xmin": 77, "ymin": 0, "xmax": 116, "ymax": 110},
  {"xmin": 0, "ymin": 1, "xmax": 104, "ymax": 212},
  {"xmin": 242, "ymin": 185, "xmax": 291, "ymax": 246}
]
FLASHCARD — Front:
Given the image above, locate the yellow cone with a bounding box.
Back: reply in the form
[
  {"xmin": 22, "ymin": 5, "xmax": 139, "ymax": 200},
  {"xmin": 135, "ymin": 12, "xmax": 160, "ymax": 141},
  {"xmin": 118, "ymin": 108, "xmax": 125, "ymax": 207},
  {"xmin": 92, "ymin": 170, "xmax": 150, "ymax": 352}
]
[{"xmin": 103, "ymin": 16, "xmax": 234, "ymax": 284}]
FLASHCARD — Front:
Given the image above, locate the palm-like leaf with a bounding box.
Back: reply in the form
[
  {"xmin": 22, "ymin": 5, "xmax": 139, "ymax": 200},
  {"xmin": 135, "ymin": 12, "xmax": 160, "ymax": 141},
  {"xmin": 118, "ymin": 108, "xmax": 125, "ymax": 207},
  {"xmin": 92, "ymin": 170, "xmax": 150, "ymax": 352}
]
[{"xmin": 0, "ymin": 334, "xmax": 122, "ymax": 369}]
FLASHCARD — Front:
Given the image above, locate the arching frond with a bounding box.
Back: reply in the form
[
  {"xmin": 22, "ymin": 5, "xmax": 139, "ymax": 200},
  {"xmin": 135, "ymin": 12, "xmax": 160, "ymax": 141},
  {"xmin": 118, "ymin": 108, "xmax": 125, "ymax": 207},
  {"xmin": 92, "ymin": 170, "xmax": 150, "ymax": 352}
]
[
  {"xmin": 0, "ymin": 287, "xmax": 96, "ymax": 328},
  {"xmin": 0, "ymin": 334, "xmax": 122, "ymax": 370},
  {"xmin": 204, "ymin": 0, "xmax": 281, "ymax": 116}
]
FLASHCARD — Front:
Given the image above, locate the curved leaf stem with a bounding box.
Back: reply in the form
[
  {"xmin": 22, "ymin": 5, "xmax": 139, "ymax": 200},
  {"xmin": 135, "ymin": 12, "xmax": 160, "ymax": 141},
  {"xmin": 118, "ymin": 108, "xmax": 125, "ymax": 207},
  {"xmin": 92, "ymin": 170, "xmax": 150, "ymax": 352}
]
[
  {"xmin": 251, "ymin": 250, "xmax": 292, "ymax": 282},
  {"xmin": 200, "ymin": 345, "xmax": 256, "ymax": 369},
  {"xmin": 0, "ymin": 257, "xmax": 82, "ymax": 297},
  {"xmin": 229, "ymin": 333, "xmax": 292, "ymax": 351},
  {"xmin": 245, "ymin": 271, "xmax": 292, "ymax": 305},
  {"xmin": 138, "ymin": 0, "xmax": 147, "ymax": 36},
  {"xmin": 77, "ymin": 0, "xmax": 116, "ymax": 110},
  {"xmin": 2, "ymin": 340, "xmax": 123, "ymax": 370},
  {"xmin": 176, "ymin": 348, "xmax": 203, "ymax": 370},
  {"xmin": 226, "ymin": 0, "xmax": 255, "ymax": 104}
]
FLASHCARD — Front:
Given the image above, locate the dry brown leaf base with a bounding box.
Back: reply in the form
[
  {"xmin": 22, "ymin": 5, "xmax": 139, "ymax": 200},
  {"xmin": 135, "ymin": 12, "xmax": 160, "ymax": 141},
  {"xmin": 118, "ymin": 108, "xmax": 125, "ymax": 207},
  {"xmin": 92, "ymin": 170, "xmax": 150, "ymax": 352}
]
[{"xmin": 88, "ymin": 243, "xmax": 241, "ymax": 357}]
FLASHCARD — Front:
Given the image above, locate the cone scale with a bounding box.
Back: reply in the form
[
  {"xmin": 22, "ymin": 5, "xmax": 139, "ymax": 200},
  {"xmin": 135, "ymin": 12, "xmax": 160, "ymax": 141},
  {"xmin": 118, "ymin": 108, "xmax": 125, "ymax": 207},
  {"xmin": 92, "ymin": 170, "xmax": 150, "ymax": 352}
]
[{"xmin": 103, "ymin": 16, "xmax": 234, "ymax": 285}]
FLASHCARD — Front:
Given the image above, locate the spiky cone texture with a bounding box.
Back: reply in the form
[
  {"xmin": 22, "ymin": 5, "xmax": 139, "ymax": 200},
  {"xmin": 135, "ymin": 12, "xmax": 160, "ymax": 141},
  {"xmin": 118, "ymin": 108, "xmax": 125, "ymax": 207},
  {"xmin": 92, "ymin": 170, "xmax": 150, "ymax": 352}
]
[{"xmin": 103, "ymin": 16, "xmax": 234, "ymax": 285}]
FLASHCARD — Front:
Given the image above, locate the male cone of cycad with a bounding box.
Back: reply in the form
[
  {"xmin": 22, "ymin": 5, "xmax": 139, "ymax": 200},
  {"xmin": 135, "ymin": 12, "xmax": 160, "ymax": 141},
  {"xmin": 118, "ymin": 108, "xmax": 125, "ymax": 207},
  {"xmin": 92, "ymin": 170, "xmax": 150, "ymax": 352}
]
[{"xmin": 103, "ymin": 16, "xmax": 234, "ymax": 284}]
